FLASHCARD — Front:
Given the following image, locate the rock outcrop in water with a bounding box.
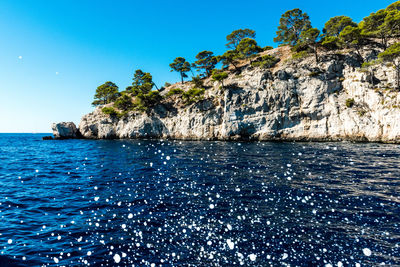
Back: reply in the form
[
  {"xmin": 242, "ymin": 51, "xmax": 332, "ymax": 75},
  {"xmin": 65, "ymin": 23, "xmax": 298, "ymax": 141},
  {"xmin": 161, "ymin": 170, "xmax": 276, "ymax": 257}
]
[
  {"xmin": 52, "ymin": 122, "xmax": 80, "ymax": 139},
  {"xmin": 57, "ymin": 46, "xmax": 400, "ymax": 143}
]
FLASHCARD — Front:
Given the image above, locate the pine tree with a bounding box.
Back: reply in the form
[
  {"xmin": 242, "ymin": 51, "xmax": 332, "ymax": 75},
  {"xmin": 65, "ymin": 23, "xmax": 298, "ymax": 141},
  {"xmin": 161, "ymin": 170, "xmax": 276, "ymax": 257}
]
[
  {"xmin": 170, "ymin": 57, "xmax": 191, "ymax": 84},
  {"xmin": 217, "ymin": 50, "xmax": 240, "ymax": 71},
  {"xmin": 226, "ymin": 29, "xmax": 256, "ymax": 49},
  {"xmin": 300, "ymin": 28, "xmax": 321, "ymax": 62},
  {"xmin": 193, "ymin": 51, "xmax": 217, "ymax": 77},
  {"xmin": 130, "ymin": 69, "xmax": 153, "ymax": 96},
  {"xmin": 323, "ymin": 16, "xmax": 357, "ymax": 37},
  {"xmin": 274, "ymin": 8, "xmax": 311, "ymax": 46},
  {"xmin": 92, "ymin": 81, "xmax": 119, "ymax": 106},
  {"xmin": 236, "ymin": 38, "xmax": 262, "ymax": 61},
  {"xmin": 339, "ymin": 26, "xmax": 364, "ymax": 62},
  {"xmin": 379, "ymin": 42, "xmax": 400, "ymax": 89}
]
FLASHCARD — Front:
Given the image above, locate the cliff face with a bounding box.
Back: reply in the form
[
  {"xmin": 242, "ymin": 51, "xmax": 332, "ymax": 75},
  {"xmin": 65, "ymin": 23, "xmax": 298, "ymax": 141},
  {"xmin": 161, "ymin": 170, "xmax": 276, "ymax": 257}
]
[{"xmin": 76, "ymin": 47, "xmax": 400, "ymax": 143}]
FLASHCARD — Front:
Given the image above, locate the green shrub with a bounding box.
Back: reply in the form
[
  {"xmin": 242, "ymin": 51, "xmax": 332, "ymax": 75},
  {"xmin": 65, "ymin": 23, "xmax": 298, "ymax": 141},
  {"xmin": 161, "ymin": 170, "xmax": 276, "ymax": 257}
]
[
  {"xmin": 191, "ymin": 75, "xmax": 204, "ymax": 88},
  {"xmin": 166, "ymin": 88, "xmax": 184, "ymax": 97},
  {"xmin": 291, "ymin": 42, "xmax": 309, "ymax": 52},
  {"xmin": 117, "ymin": 111, "xmax": 129, "ymax": 118},
  {"xmin": 102, "ymin": 107, "xmax": 119, "ymax": 116},
  {"xmin": 211, "ymin": 70, "xmax": 229, "ymax": 88},
  {"xmin": 182, "ymin": 88, "xmax": 205, "ymax": 104},
  {"xmin": 164, "ymin": 82, "xmax": 171, "ymax": 87},
  {"xmin": 321, "ymin": 36, "xmax": 341, "ymax": 50},
  {"xmin": 114, "ymin": 94, "xmax": 133, "ymax": 111},
  {"xmin": 135, "ymin": 91, "xmax": 163, "ymax": 111},
  {"xmin": 251, "ymin": 55, "xmax": 280, "ymax": 69},
  {"xmin": 263, "ymin": 46, "xmax": 274, "ymax": 51},
  {"xmin": 292, "ymin": 51, "xmax": 309, "ymax": 60},
  {"xmin": 346, "ymin": 98, "xmax": 355, "ymax": 108},
  {"xmin": 361, "ymin": 60, "xmax": 380, "ymax": 69}
]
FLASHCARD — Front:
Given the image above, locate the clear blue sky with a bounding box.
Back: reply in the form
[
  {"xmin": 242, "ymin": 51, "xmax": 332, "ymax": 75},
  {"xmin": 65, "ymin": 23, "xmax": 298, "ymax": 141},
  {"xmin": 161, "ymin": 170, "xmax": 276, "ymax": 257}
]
[{"xmin": 0, "ymin": 0, "xmax": 394, "ymax": 133}]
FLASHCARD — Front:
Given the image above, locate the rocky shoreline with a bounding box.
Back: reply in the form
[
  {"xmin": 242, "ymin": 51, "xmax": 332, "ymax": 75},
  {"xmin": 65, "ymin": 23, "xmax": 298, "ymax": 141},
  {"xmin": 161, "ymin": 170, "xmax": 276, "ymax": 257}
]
[{"xmin": 52, "ymin": 46, "xmax": 400, "ymax": 143}]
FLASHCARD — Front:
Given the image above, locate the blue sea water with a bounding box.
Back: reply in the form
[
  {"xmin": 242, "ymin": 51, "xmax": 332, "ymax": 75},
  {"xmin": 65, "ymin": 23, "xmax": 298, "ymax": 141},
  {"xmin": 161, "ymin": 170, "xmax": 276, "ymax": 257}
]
[{"xmin": 0, "ymin": 133, "xmax": 399, "ymax": 266}]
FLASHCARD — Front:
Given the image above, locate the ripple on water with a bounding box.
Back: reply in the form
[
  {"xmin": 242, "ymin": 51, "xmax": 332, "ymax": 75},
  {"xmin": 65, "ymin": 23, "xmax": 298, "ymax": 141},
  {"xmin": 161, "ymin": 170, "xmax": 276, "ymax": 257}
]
[{"xmin": 0, "ymin": 134, "xmax": 399, "ymax": 265}]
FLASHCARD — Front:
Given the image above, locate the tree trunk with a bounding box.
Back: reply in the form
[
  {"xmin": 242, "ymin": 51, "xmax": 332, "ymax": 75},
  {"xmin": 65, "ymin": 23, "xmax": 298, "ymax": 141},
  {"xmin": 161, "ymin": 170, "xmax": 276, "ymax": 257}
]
[
  {"xmin": 396, "ymin": 64, "xmax": 400, "ymax": 90},
  {"xmin": 355, "ymin": 46, "xmax": 364, "ymax": 63},
  {"xmin": 180, "ymin": 72, "xmax": 184, "ymax": 84},
  {"xmin": 381, "ymin": 35, "xmax": 387, "ymax": 50},
  {"xmin": 232, "ymin": 62, "xmax": 238, "ymax": 71},
  {"xmin": 314, "ymin": 45, "xmax": 319, "ymax": 63}
]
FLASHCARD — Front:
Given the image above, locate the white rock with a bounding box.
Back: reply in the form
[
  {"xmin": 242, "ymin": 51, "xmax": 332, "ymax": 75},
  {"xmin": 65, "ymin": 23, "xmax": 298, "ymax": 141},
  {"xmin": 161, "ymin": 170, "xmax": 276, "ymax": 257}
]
[
  {"xmin": 76, "ymin": 46, "xmax": 400, "ymax": 143},
  {"xmin": 52, "ymin": 122, "xmax": 79, "ymax": 139}
]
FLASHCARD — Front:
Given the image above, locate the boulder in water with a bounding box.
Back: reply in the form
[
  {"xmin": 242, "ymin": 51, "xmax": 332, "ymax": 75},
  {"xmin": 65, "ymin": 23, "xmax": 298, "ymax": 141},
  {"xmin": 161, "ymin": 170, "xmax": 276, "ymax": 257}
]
[{"xmin": 52, "ymin": 122, "xmax": 79, "ymax": 139}]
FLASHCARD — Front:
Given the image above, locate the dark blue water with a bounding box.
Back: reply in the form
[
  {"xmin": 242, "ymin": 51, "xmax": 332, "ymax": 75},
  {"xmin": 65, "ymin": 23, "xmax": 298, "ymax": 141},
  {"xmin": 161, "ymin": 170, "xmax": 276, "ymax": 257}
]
[{"xmin": 0, "ymin": 134, "xmax": 399, "ymax": 266}]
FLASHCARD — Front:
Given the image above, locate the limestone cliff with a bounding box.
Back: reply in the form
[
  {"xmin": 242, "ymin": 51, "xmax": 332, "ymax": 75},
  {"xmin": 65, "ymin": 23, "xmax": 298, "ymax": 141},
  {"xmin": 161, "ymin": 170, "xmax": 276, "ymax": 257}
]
[{"xmin": 56, "ymin": 46, "xmax": 400, "ymax": 143}]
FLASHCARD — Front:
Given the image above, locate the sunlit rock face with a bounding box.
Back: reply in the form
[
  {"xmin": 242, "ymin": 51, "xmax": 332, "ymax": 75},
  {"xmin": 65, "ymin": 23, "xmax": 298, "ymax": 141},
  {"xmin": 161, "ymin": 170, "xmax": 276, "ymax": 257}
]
[
  {"xmin": 78, "ymin": 47, "xmax": 400, "ymax": 143},
  {"xmin": 52, "ymin": 122, "xmax": 79, "ymax": 139}
]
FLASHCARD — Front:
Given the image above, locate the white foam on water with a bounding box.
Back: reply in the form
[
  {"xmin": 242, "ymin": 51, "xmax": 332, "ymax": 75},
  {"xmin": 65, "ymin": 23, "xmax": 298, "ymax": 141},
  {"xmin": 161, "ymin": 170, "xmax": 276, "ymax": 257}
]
[
  {"xmin": 363, "ymin": 248, "xmax": 372, "ymax": 256},
  {"xmin": 249, "ymin": 254, "xmax": 256, "ymax": 261},
  {"xmin": 113, "ymin": 253, "xmax": 121, "ymax": 263}
]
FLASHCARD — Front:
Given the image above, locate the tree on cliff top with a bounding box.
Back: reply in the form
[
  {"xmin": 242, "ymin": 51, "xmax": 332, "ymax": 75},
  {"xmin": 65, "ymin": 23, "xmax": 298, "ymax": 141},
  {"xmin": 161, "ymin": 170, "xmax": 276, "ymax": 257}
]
[
  {"xmin": 193, "ymin": 51, "xmax": 217, "ymax": 77},
  {"xmin": 226, "ymin": 29, "xmax": 256, "ymax": 49},
  {"xmin": 323, "ymin": 16, "xmax": 357, "ymax": 37},
  {"xmin": 236, "ymin": 38, "xmax": 263, "ymax": 61},
  {"xmin": 379, "ymin": 42, "xmax": 400, "ymax": 89},
  {"xmin": 129, "ymin": 69, "xmax": 153, "ymax": 96},
  {"xmin": 300, "ymin": 28, "xmax": 321, "ymax": 62},
  {"xmin": 359, "ymin": 1, "xmax": 400, "ymax": 49},
  {"xmin": 382, "ymin": 9, "xmax": 400, "ymax": 38},
  {"xmin": 387, "ymin": 0, "xmax": 400, "ymax": 11},
  {"xmin": 114, "ymin": 93, "xmax": 133, "ymax": 111},
  {"xmin": 339, "ymin": 25, "xmax": 364, "ymax": 62},
  {"xmin": 274, "ymin": 8, "xmax": 311, "ymax": 46},
  {"xmin": 136, "ymin": 90, "xmax": 163, "ymax": 111},
  {"xmin": 170, "ymin": 57, "xmax": 191, "ymax": 84},
  {"xmin": 217, "ymin": 50, "xmax": 240, "ymax": 71},
  {"xmin": 360, "ymin": 9, "xmax": 389, "ymax": 48},
  {"xmin": 92, "ymin": 81, "xmax": 119, "ymax": 106}
]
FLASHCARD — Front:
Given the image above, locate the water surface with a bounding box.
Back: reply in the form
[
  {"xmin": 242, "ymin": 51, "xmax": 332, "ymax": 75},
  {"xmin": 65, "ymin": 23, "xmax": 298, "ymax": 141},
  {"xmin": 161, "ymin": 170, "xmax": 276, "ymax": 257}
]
[{"xmin": 0, "ymin": 134, "xmax": 399, "ymax": 266}]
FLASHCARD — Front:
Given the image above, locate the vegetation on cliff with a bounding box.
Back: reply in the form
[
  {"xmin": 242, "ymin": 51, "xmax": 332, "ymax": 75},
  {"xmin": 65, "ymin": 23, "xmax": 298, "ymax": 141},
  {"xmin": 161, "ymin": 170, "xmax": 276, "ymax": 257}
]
[
  {"xmin": 92, "ymin": 81, "xmax": 119, "ymax": 106},
  {"xmin": 92, "ymin": 1, "xmax": 400, "ymax": 117}
]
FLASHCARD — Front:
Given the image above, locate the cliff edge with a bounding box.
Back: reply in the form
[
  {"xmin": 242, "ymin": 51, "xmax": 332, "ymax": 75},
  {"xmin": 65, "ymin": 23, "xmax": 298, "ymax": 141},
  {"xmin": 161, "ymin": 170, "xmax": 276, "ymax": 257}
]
[{"xmin": 54, "ymin": 46, "xmax": 400, "ymax": 143}]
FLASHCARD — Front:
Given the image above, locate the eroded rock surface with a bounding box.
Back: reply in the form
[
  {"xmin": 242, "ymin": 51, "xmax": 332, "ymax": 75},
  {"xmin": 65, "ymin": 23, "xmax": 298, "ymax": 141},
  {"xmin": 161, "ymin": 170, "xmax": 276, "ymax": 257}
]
[
  {"xmin": 52, "ymin": 122, "xmax": 79, "ymax": 139},
  {"xmin": 77, "ymin": 48, "xmax": 400, "ymax": 143}
]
